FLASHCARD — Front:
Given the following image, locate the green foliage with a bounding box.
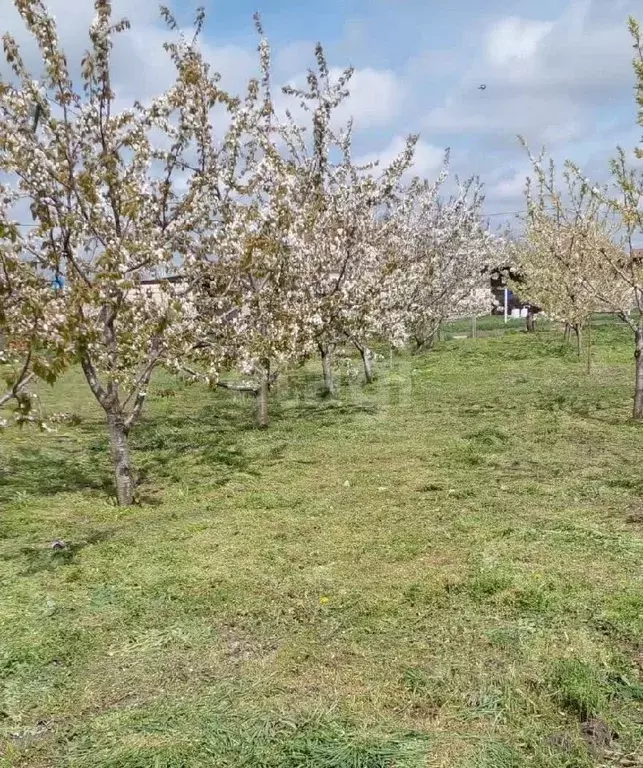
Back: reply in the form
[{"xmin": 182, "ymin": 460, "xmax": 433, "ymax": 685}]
[
  {"xmin": 284, "ymin": 728, "xmax": 428, "ymax": 768},
  {"xmin": 473, "ymin": 742, "xmax": 524, "ymax": 768},
  {"xmin": 550, "ymin": 660, "xmax": 609, "ymax": 720},
  {"xmin": 464, "ymin": 570, "xmax": 514, "ymax": 601}
]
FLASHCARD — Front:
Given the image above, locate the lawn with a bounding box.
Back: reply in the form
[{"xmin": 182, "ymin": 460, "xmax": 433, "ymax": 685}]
[{"xmin": 1, "ymin": 319, "xmax": 642, "ymax": 767}]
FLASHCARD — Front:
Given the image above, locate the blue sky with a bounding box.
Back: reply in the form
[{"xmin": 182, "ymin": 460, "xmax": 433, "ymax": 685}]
[{"xmin": 3, "ymin": 0, "xmax": 642, "ymax": 229}]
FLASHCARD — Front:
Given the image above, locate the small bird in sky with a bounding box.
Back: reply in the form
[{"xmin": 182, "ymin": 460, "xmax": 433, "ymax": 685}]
[{"xmin": 478, "ymin": 84, "xmax": 487, "ymax": 90}]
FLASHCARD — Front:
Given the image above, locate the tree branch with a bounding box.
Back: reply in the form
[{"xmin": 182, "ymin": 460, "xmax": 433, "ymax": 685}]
[
  {"xmin": 0, "ymin": 368, "xmax": 34, "ymax": 408},
  {"xmin": 216, "ymin": 380, "xmax": 259, "ymax": 395},
  {"xmin": 122, "ymin": 345, "xmax": 163, "ymax": 430},
  {"xmin": 80, "ymin": 353, "xmax": 109, "ymax": 409}
]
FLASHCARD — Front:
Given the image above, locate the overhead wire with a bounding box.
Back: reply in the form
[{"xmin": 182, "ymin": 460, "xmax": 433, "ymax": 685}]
[{"xmin": 5, "ymin": 209, "xmax": 528, "ymax": 228}]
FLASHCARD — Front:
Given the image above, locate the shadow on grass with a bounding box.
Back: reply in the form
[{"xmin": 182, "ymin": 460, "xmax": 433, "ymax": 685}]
[
  {"xmin": 0, "ymin": 395, "xmax": 263, "ymax": 504},
  {"xmin": 133, "ymin": 399, "xmax": 259, "ymax": 487},
  {"xmin": 1, "ymin": 379, "xmax": 380, "ymax": 504},
  {"xmin": 275, "ymin": 368, "xmax": 380, "ymax": 425},
  {"xmin": 0, "ymin": 438, "xmax": 115, "ymax": 503},
  {"xmin": 17, "ymin": 530, "xmax": 114, "ymax": 575},
  {"xmin": 280, "ymin": 399, "xmax": 378, "ymax": 424}
]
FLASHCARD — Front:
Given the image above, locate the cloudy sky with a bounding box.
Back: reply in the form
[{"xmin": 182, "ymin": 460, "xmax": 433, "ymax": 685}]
[{"xmin": 2, "ymin": 0, "xmax": 642, "ymax": 230}]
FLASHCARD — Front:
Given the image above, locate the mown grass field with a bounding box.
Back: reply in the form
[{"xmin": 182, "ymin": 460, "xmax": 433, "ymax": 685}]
[{"xmin": 1, "ymin": 318, "xmax": 642, "ymax": 767}]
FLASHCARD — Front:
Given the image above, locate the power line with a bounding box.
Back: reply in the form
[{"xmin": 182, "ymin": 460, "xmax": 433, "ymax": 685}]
[
  {"xmin": 8, "ymin": 209, "xmax": 530, "ymax": 227},
  {"xmin": 6, "ymin": 204, "xmax": 629, "ymax": 227}
]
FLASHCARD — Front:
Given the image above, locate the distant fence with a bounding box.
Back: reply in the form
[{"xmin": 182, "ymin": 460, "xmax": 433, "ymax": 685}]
[{"xmin": 438, "ymin": 312, "xmax": 634, "ymax": 341}]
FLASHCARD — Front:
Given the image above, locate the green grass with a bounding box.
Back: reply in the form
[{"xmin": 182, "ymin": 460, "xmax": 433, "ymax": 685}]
[{"xmin": 1, "ymin": 320, "xmax": 642, "ymax": 767}]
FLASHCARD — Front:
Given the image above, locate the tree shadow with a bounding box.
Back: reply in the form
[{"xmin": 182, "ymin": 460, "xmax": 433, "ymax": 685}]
[
  {"xmin": 1, "ymin": 378, "xmax": 380, "ymax": 504},
  {"xmin": 132, "ymin": 400, "xmax": 260, "ymax": 489},
  {"xmin": 0, "ymin": 395, "xmax": 261, "ymax": 504},
  {"xmin": 0, "ymin": 439, "xmax": 115, "ymax": 504},
  {"xmin": 277, "ymin": 399, "xmax": 378, "ymax": 425},
  {"xmin": 273, "ymin": 366, "xmax": 381, "ymax": 424},
  {"xmin": 0, "ymin": 529, "xmax": 114, "ymax": 575}
]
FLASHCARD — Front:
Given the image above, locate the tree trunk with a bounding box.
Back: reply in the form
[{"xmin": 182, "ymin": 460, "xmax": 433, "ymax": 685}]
[
  {"xmin": 634, "ymin": 329, "xmax": 643, "ymax": 420},
  {"xmin": 586, "ymin": 321, "xmax": 592, "ymax": 375},
  {"xmin": 526, "ymin": 308, "xmax": 536, "ymax": 333},
  {"xmin": 359, "ymin": 345, "xmax": 374, "ymax": 384},
  {"xmin": 574, "ymin": 324, "xmax": 583, "ymax": 357},
  {"xmin": 428, "ymin": 323, "xmax": 441, "ymax": 348},
  {"xmin": 257, "ymin": 359, "xmax": 270, "ymax": 428},
  {"xmin": 563, "ymin": 323, "xmax": 572, "ymax": 343},
  {"xmin": 106, "ymin": 411, "xmax": 134, "ymax": 506},
  {"xmin": 319, "ymin": 344, "xmax": 336, "ymax": 396},
  {"xmin": 412, "ymin": 336, "xmax": 426, "ymax": 355}
]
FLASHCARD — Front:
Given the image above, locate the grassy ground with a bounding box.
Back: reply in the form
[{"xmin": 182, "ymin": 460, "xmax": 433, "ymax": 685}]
[{"xmin": 1, "ymin": 318, "xmax": 642, "ymax": 767}]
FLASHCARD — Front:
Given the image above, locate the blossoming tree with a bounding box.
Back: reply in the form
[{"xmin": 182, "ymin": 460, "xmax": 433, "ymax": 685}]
[
  {"xmin": 183, "ymin": 22, "xmax": 320, "ymax": 426},
  {"xmin": 277, "ymin": 46, "xmax": 417, "ymax": 390},
  {"xmin": 0, "ymin": 221, "xmax": 68, "ymax": 428},
  {"xmin": 391, "ymin": 161, "xmax": 497, "ymax": 352},
  {"xmin": 517, "ymin": 17, "xmax": 643, "ymax": 415},
  {"xmin": 0, "ymin": 0, "xmax": 241, "ymax": 502},
  {"xmin": 192, "ymin": 35, "xmax": 418, "ymax": 403},
  {"xmin": 512, "ymin": 151, "xmax": 623, "ymax": 359}
]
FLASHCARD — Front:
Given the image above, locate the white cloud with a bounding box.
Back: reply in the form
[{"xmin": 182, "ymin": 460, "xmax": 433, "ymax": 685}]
[
  {"xmin": 410, "ymin": 139, "xmax": 448, "ymax": 178},
  {"xmin": 3, "ymin": 0, "xmax": 640, "ymax": 223},
  {"xmin": 202, "ymin": 44, "xmax": 258, "ymax": 98},
  {"xmin": 357, "ymin": 135, "xmax": 445, "ymax": 180},
  {"xmin": 485, "ymin": 17, "xmax": 553, "ymax": 67},
  {"xmin": 2, "ymin": 3, "xmax": 402, "ymax": 145},
  {"xmin": 332, "ymin": 67, "xmax": 405, "ymax": 129},
  {"xmin": 486, "ymin": 171, "xmax": 528, "ymax": 203},
  {"xmin": 274, "ymin": 40, "xmax": 315, "ymax": 80},
  {"xmin": 1, "ymin": 0, "xmax": 161, "ymax": 72},
  {"xmin": 275, "ymin": 64, "xmax": 406, "ymax": 134}
]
